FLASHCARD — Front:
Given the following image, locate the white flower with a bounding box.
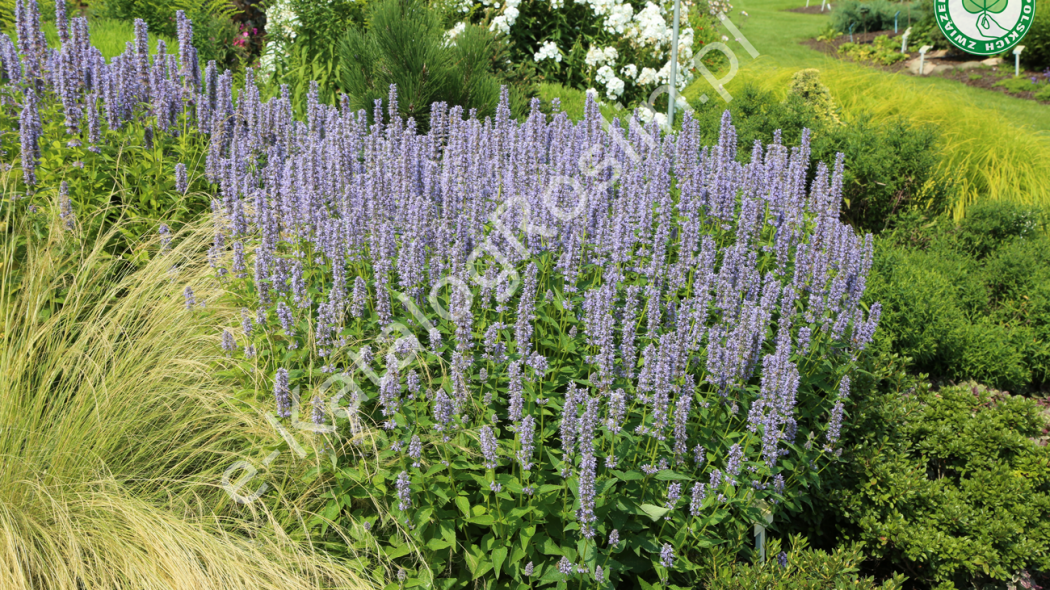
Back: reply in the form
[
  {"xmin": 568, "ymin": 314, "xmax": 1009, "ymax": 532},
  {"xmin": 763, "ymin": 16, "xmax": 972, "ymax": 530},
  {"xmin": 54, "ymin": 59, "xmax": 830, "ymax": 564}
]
[
  {"xmin": 604, "ymin": 76, "xmax": 625, "ymax": 99},
  {"xmin": 636, "ymin": 67, "xmax": 658, "ymax": 85},
  {"xmin": 585, "ymin": 47, "xmax": 605, "ymax": 68},
  {"xmin": 620, "ymin": 64, "xmax": 637, "ymax": 79},
  {"xmin": 629, "ymin": 2, "xmax": 669, "ymax": 47},
  {"xmin": 605, "ymin": 3, "xmax": 633, "ymax": 34},
  {"xmin": 444, "ymin": 21, "xmax": 467, "ymax": 47},
  {"xmin": 490, "ymin": 14, "xmax": 511, "ymax": 34},
  {"xmin": 533, "ymin": 40, "xmax": 563, "ymax": 62},
  {"xmin": 602, "ymin": 46, "xmax": 619, "ymax": 63},
  {"xmin": 585, "ymin": 87, "xmax": 600, "ymax": 101},
  {"xmin": 551, "ymin": 0, "xmax": 564, "ymax": 8}
]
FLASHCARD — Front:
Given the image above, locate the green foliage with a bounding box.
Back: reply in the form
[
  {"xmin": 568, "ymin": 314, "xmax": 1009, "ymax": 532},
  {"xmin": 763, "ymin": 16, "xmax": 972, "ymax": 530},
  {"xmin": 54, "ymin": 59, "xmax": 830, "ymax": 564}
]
[
  {"xmin": 703, "ymin": 535, "xmax": 906, "ymax": 589},
  {"xmin": 0, "ymin": 86, "xmax": 213, "ymax": 270},
  {"xmin": 812, "ymin": 367, "xmax": 1050, "ymax": 588},
  {"xmin": 789, "ymin": 69, "xmax": 841, "ymax": 124},
  {"xmin": 817, "ymin": 24, "xmax": 845, "ymax": 43},
  {"xmin": 337, "ymin": 0, "xmax": 512, "ymax": 128},
  {"xmin": 1021, "ymin": 7, "xmax": 1050, "ymax": 69},
  {"xmin": 687, "ymin": 83, "xmax": 952, "ymax": 234},
  {"xmin": 263, "ymin": 0, "xmax": 368, "ymax": 108},
  {"xmin": 994, "ymin": 76, "xmax": 1042, "ymax": 94},
  {"xmin": 1037, "ymin": 84, "xmax": 1050, "ymax": 102},
  {"xmin": 837, "ymin": 36, "xmax": 909, "ymax": 66},
  {"xmin": 92, "ymin": 0, "xmax": 242, "ymax": 68},
  {"xmin": 955, "ymin": 201, "xmax": 1043, "ymax": 258},
  {"xmin": 832, "ymin": 0, "xmax": 923, "ymax": 34},
  {"xmin": 868, "ymin": 205, "xmax": 1050, "ymax": 393}
]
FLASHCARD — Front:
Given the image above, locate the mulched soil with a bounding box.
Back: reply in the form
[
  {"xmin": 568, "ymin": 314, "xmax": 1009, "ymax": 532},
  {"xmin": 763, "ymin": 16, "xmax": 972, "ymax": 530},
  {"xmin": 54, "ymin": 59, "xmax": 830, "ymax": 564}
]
[{"xmin": 802, "ymin": 31, "xmax": 913, "ymax": 73}]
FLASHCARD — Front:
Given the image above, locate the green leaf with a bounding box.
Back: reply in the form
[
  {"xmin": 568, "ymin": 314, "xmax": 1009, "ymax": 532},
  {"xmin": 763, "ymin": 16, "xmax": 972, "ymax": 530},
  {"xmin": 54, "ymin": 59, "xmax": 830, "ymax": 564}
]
[
  {"xmin": 426, "ymin": 538, "xmax": 452, "ymax": 551},
  {"xmin": 655, "ymin": 470, "xmax": 692, "ymax": 481},
  {"xmin": 491, "ymin": 546, "xmax": 508, "ymax": 579},
  {"xmin": 639, "ymin": 504, "xmax": 671, "ymax": 521},
  {"xmin": 466, "ymin": 514, "xmax": 495, "ymax": 526},
  {"xmin": 538, "ymin": 534, "xmax": 564, "ymax": 555},
  {"xmin": 385, "ymin": 544, "xmax": 412, "ymax": 559},
  {"xmin": 455, "ymin": 496, "xmax": 471, "ymax": 518}
]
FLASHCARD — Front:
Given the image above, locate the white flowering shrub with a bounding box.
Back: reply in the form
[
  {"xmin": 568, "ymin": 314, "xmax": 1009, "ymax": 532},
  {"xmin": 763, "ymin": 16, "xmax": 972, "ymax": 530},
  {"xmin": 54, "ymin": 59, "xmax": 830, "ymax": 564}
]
[{"xmin": 443, "ymin": 0, "xmax": 728, "ymax": 106}]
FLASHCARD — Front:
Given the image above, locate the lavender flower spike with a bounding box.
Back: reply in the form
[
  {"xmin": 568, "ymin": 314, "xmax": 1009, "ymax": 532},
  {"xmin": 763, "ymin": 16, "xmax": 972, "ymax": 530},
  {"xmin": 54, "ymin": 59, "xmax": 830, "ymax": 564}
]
[
  {"xmin": 395, "ymin": 471, "xmax": 412, "ymax": 510},
  {"xmin": 175, "ymin": 162, "xmax": 188, "ymax": 194},
  {"xmin": 274, "ymin": 368, "xmax": 291, "ymax": 418},
  {"xmin": 516, "ymin": 414, "xmax": 535, "ymax": 471},
  {"xmin": 183, "ymin": 286, "xmax": 195, "ymax": 311},
  {"xmin": 480, "ymin": 425, "xmax": 498, "ymax": 469}
]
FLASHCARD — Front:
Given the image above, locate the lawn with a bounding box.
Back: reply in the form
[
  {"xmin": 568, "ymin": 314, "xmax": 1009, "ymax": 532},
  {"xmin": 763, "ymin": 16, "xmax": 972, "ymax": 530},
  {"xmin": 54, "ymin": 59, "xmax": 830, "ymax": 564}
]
[{"xmin": 699, "ymin": 0, "xmax": 1050, "ymax": 136}]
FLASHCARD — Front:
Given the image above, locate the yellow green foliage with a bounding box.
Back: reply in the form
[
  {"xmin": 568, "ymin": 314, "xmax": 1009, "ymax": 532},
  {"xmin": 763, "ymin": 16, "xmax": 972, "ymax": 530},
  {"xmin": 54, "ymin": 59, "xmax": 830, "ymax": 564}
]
[
  {"xmin": 0, "ymin": 210, "xmax": 385, "ymax": 590},
  {"xmin": 787, "ymin": 68, "xmax": 841, "ymax": 124},
  {"xmin": 837, "ymin": 36, "xmax": 909, "ymax": 66}
]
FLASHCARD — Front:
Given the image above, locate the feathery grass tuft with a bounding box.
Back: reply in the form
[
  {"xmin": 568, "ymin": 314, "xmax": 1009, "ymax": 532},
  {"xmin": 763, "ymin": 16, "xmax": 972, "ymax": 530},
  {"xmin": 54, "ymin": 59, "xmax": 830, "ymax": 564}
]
[{"xmin": 0, "ymin": 204, "xmax": 381, "ymax": 590}]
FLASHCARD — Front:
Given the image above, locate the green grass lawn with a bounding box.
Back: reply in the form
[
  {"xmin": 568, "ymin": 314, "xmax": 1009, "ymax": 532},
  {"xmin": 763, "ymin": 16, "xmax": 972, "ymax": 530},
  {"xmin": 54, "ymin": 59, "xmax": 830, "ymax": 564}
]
[{"xmin": 698, "ymin": 0, "xmax": 1050, "ymax": 136}]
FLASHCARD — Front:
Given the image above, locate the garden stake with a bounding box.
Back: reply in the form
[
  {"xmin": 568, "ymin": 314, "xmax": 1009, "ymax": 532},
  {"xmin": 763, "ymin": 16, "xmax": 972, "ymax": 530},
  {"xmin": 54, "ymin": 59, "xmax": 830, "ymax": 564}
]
[
  {"xmin": 1013, "ymin": 45, "xmax": 1025, "ymax": 77},
  {"xmin": 895, "ymin": 11, "xmax": 900, "ymax": 33},
  {"xmin": 901, "ymin": 27, "xmax": 911, "ymax": 53},
  {"xmin": 849, "ymin": 22, "xmax": 855, "ymax": 42},
  {"xmin": 918, "ymin": 45, "xmax": 932, "ymax": 75},
  {"xmin": 667, "ymin": 0, "xmax": 682, "ymax": 128}
]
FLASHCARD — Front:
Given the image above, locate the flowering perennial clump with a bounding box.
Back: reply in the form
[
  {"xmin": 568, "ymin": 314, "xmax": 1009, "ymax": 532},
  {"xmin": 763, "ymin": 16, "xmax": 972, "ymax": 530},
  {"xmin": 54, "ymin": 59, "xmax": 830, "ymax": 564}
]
[
  {"xmin": 189, "ymin": 83, "xmax": 873, "ymax": 584},
  {"xmin": 2, "ymin": 3, "xmax": 879, "ymax": 585}
]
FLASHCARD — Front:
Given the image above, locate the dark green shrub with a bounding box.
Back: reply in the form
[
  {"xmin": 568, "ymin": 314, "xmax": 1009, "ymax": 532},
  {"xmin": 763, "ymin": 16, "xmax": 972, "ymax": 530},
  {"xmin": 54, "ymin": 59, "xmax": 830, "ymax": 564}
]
[
  {"xmin": 947, "ymin": 319, "xmax": 1032, "ymax": 394},
  {"xmin": 867, "ymin": 211, "xmax": 1050, "ymax": 393},
  {"xmin": 865, "ymin": 244, "xmax": 970, "ymax": 371},
  {"xmin": 955, "ymin": 200, "xmax": 1045, "ymax": 258},
  {"xmin": 337, "ymin": 0, "xmax": 511, "ymax": 128},
  {"xmin": 815, "ymin": 376, "xmax": 1050, "ymax": 589},
  {"xmin": 1021, "ymin": 7, "xmax": 1050, "ymax": 70},
  {"xmin": 831, "ymin": 0, "xmax": 922, "ymax": 34},
  {"xmin": 703, "ymin": 535, "xmax": 906, "ymax": 589},
  {"xmin": 823, "ymin": 115, "xmax": 949, "ymax": 233}
]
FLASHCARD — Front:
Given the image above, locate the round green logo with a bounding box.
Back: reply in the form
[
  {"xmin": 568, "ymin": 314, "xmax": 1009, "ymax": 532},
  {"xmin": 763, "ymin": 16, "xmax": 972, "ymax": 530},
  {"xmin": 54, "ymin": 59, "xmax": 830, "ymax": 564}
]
[{"xmin": 934, "ymin": 0, "xmax": 1037, "ymax": 55}]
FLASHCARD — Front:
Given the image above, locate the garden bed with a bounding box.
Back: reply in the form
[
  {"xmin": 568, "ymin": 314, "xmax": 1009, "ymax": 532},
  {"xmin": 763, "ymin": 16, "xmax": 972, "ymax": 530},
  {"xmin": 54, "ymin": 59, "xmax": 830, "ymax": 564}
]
[
  {"xmin": 804, "ymin": 34, "xmax": 1050, "ymax": 104},
  {"xmin": 802, "ymin": 31, "xmax": 912, "ymax": 73}
]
